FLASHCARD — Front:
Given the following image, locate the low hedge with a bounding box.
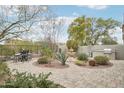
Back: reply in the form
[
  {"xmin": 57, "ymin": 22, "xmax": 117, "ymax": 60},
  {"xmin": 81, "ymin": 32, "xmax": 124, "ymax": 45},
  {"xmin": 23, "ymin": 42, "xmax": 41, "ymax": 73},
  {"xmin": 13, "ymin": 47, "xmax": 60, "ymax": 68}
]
[
  {"xmin": 37, "ymin": 56, "xmax": 49, "ymax": 64},
  {"xmin": 94, "ymin": 56, "xmax": 109, "ymax": 65},
  {"xmin": 77, "ymin": 53, "xmax": 88, "ymax": 61},
  {"xmin": 75, "ymin": 60, "xmax": 86, "ymax": 66}
]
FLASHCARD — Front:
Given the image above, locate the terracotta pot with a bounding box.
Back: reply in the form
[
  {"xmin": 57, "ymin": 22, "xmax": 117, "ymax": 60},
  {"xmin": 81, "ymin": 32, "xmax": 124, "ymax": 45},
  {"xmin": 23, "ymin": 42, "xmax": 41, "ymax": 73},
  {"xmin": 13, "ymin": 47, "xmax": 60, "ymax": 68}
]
[{"xmin": 89, "ymin": 59, "xmax": 96, "ymax": 66}]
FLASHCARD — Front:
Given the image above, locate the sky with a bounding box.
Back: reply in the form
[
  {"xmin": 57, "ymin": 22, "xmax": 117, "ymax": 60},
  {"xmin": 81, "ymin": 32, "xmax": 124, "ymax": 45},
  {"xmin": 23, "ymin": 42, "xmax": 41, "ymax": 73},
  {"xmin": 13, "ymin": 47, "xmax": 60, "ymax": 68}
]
[
  {"xmin": 48, "ymin": 5, "xmax": 124, "ymax": 44},
  {"xmin": 0, "ymin": 5, "xmax": 124, "ymax": 44},
  {"xmin": 51, "ymin": 5, "xmax": 124, "ymax": 22}
]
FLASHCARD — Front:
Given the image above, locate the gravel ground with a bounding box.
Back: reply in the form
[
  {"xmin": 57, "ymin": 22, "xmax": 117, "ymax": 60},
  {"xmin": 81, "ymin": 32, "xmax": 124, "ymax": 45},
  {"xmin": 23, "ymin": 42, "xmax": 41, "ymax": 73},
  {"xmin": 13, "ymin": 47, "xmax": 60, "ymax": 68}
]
[{"xmin": 6, "ymin": 57, "xmax": 124, "ymax": 88}]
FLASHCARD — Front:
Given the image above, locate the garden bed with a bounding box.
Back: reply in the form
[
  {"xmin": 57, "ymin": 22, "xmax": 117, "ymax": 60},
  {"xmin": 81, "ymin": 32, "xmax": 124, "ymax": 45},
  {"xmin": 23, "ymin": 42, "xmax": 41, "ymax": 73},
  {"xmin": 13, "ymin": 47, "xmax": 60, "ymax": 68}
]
[
  {"xmin": 33, "ymin": 60, "xmax": 69, "ymax": 69},
  {"xmin": 75, "ymin": 60, "xmax": 113, "ymax": 69},
  {"xmin": 74, "ymin": 54, "xmax": 113, "ymax": 69}
]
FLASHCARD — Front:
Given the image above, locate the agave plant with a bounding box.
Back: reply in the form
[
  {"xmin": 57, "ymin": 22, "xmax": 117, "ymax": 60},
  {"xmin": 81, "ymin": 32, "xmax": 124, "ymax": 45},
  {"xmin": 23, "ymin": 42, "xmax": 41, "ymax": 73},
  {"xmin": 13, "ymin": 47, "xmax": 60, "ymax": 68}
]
[{"xmin": 56, "ymin": 51, "xmax": 68, "ymax": 65}]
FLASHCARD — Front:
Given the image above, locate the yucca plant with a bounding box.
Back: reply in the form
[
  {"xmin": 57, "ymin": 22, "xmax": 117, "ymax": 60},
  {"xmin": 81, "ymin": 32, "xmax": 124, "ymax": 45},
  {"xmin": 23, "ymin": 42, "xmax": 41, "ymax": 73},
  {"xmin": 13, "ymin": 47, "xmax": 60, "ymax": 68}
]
[{"xmin": 56, "ymin": 52, "xmax": 68, "ymax": 65}]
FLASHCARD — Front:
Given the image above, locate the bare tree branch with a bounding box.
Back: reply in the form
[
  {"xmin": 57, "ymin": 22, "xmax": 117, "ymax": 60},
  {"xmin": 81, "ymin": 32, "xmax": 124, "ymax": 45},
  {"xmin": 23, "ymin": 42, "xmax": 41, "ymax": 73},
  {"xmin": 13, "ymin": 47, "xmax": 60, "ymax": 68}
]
[{"xmin": 0, "ymin": 5, "xmax": 48, "ymax": 42}]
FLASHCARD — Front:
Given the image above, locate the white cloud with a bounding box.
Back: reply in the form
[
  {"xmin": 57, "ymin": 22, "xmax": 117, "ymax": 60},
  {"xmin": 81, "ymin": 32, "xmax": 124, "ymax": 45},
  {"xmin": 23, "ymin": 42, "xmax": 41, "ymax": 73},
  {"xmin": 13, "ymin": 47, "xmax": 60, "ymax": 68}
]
[
  {"xmin": 56, "ymin": 16, "xmax": 76, "ymax": 25},
  {"xmin": 79, "ymin": 5, "xmax": 108, "ymax": 10},
  {"xmin": 109, "ymin": 27, "xmax": 123, "ymax": 44}
]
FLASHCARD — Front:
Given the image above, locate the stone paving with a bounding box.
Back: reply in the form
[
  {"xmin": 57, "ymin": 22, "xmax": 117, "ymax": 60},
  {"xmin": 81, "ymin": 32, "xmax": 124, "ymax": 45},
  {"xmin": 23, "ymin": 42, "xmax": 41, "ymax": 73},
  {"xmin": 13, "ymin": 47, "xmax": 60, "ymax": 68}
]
[{"xmin": 6, "ymin": 57, "xmax": 124, "ymax": 88}]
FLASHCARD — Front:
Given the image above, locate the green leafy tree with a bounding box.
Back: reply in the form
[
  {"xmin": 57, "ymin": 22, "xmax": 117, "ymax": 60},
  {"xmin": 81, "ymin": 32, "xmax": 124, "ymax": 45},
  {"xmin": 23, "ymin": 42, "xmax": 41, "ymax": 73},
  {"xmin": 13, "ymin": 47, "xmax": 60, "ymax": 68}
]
[
  {"xmin": 90, "ymin": 18, "xmax": 120, "ymax": 45},
  {"xmin": 66, "ymin": 40, "xmax": 78, "ymax": 52},
  {"xmin": 68, "ymin": 16, "xmax": 120, "ymax": 46},
  {"xmin": 68, "ymin": 16, "xmax": 90, "ymax": 45},
  {"xmin": 101, "ymin": 36, "xmax": 118, "ymax": 45}
]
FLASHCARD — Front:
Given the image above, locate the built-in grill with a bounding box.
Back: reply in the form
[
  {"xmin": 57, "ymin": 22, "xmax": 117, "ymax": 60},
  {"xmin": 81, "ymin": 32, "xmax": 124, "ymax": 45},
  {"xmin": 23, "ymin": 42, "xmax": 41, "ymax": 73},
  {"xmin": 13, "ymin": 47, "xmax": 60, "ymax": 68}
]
[{"xmin": 104, "ymin": 49, "xmax": 112, "ymax": 54}]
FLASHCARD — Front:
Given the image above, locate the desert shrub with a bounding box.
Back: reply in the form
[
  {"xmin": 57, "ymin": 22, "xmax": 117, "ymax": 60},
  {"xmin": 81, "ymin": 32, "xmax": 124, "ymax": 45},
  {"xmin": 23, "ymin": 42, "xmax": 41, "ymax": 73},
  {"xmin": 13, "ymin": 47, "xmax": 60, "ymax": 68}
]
[
  {"xmin": 75, "ymin": 60, "xmax": 86, "ymax": 66},
  {"xmin": 0, "ymin": 71, "xmax": 63, "ymax": 88},
  {"xmin": 56, "ymin": 52, "xmax": 68, "ymax": 65},
  {"xmin": 41, "ymin": 46, "xmax": 53, "ymax": 58},
  {"xmin": 88, "ymin": 59, "xmax": 96, "ymax": 66},
  {"xmin": 77, "ymin": 53, "xmax": 88, "ymax": 61},
  {"xmin": 0, "ymin": 62, "xmax": 10, "ymax": 77},
  {"xmin": 0, "ymin": 62, "xmax": 10, "ymax": 83},
  {"xmin": 37, "ymin": 56, "xmax": 49, "ymax": 64},
  {"xmin": 94, "ymin": 56, "xmax": 109, "ymax": 65},
  {"xmin": 0, "ymin": 57, "xmax": 6, "ymax": 62},
  {"xmin": 0, "ymin": 45, "xmax": 15, "ymax": 56},
  {"xmin": 66, "ymin": 40, "xmax": 78, "ymax": 52}
]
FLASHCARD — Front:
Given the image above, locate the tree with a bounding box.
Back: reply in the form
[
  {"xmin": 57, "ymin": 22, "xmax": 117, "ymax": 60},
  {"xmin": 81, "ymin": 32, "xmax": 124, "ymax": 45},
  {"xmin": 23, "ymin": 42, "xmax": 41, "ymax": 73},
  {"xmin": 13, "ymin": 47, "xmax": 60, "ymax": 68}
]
[
  {"xmin": 90, "ymin": 18, "xmax": 120, "ymax": 45},
  {"xmin": 101, "ymin": 36, "xmax": 118, "ymax": 45},
  {"xmin": 40, "ymin": 9, "xmax": 64, "ymax": 52},
  {"xmin": 68, "ymin": 16, "xmax": 90, "ymax": 45},
  {"xmin": 66, "ymin": 40, "xmax": 78, "ymax": 52},
  {"xmin": 68, "ymin": 16, "xmax": 120, "ymax": 46},
  {"xmin": 0, "ymin": 5, "xmax": 48, "ymax": 42}
]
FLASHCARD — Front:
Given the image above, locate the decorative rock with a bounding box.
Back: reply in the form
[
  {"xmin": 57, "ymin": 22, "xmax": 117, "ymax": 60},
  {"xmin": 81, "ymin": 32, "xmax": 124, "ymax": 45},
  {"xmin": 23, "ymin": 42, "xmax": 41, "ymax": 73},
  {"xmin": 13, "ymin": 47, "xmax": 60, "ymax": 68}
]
[{"xmin": 6, "ymin": 57, "xmax": 124, "ymax": 88}]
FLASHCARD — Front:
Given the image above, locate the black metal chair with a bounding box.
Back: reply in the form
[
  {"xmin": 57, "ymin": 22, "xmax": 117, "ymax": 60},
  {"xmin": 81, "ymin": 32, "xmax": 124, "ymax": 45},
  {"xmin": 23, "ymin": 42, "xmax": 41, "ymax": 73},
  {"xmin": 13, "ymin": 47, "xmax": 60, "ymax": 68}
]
[{"xmin": 21, "ymin": 50, "xmax": 28, "ymax": 62}]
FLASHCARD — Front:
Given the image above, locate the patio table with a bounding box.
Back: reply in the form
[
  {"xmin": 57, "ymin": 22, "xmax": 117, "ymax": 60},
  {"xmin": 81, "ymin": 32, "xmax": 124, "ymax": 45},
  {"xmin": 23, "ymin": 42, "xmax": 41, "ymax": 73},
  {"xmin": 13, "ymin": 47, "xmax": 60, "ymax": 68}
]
[
  {"xmin": 14, "ymin": 53, "xmax": 21, "ymax": 62},
  {"xmin": 13, "ymin": 52, "xmax": 32, "ymax": 62}
]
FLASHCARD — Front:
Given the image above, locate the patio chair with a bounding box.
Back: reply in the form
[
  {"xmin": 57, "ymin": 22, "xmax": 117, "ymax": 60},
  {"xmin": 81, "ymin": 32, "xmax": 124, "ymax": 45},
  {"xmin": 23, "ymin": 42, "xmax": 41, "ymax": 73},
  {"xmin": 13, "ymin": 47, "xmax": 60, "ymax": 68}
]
[{"xmin": 20, "ymin": 49, "xmax": 31, "ymax": 62}]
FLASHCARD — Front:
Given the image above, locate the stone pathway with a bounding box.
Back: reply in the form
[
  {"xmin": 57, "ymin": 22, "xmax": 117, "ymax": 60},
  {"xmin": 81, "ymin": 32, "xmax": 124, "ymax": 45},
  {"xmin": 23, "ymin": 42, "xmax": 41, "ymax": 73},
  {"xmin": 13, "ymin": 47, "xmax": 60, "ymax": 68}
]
[{"xmin": 6, "ymin": 57, "xmax": 124, "ymax": 88}]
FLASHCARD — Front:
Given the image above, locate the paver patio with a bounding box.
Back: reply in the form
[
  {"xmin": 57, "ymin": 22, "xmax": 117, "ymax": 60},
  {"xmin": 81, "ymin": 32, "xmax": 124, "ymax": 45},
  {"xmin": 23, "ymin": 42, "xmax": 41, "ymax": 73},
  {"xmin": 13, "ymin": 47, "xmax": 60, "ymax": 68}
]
[{"xmin": 6, "ymin": 57, "xmax": 124, "ymax": 88}]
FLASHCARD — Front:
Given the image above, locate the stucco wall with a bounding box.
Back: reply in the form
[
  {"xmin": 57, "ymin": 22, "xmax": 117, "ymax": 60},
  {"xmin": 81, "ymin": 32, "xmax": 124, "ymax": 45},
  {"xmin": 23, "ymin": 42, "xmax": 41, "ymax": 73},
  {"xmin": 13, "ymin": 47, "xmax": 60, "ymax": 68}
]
[
  {"xmin": 78, "ymin": 45, "xmax": 124, "ymax": 60},
  {"xmin": 58, "ymin": 43, "xmax": 68, "ymax": 52}
]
